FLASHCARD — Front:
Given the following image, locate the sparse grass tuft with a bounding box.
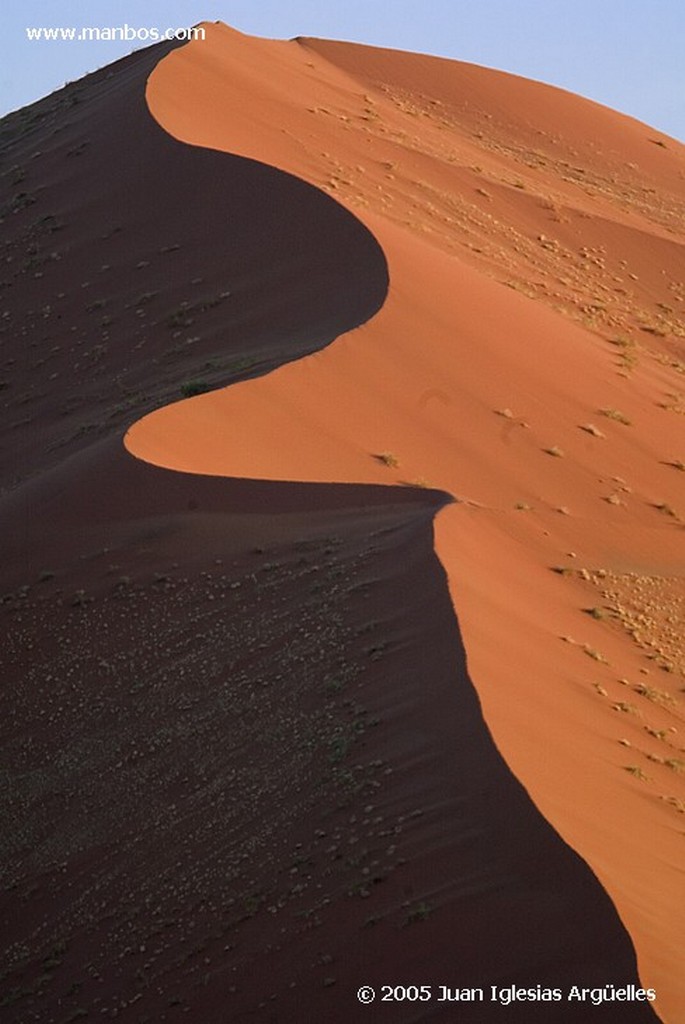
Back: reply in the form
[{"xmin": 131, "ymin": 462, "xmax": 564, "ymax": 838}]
[
  {"xmin": 634, "ymin": 683, "xmax": 677, "ymax": 707},
  {"xmin": 654, "ymin": 502, "xmax": 678, "ymax": 518},
  {"xmin": 583, "ymin": 645, "xmax": 608, "ymax": 663},
  {"xmin": 612, "ymin": 701, "xmax": 639, "ymax": 715},
  {"xmin": 609, "ymin": 335, "xmax": 638, "ymax": 372},
  {"xmin": 599, "ymin": 408, "xmax": 632, "ymax": 426},
  {"xmin": 375, "ymin": 451, "xmax": 399, "ymax": 468},
  {"xmin": 624, "ymin": 765, "xmax": 649, "ymax": 780},
  {"xmin": 585, "ymin": 607, "xmax": 608, "ymax": 620}
]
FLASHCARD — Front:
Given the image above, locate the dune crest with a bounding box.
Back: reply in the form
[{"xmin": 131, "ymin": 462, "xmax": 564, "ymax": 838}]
[
  {"xmin": 1, "ymin": 19, "xmax": 682, "ymax": 1024},
  {"xmin": 127, "ymin": 23, "xmax": 685, "ymax": 1021}
]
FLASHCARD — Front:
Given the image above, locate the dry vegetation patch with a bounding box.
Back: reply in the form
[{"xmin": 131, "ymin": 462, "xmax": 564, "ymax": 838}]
[{"xmin": 585, "ymin": 570, "xmax": 684, "ymax": 680}]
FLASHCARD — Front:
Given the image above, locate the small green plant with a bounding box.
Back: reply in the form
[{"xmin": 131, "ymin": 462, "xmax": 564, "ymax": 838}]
[
  {"xmin": 180, "ymin": 380, "xmax": 209, "ymax": 398},
  {"xmin": 329, "ymin": 734, "xmax": 351, "ymax": 764},
  {"xmin": 406, "ymin": 901, "xmax": 432, "ymax": 924},
  {"xmin": 243, "ymin": 892, "xmax": 263, "ymax": 916},
  {"xmin": 166, "ymin": 303, "xmax": 193, "ymax": 327}
]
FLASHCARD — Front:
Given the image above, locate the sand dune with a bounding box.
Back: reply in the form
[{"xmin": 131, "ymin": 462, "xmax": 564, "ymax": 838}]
[
  {"xmin": 1, "ymin": 19, "xmax": 683, "ymax": 1024},
  {"xmin": 130, "ymin": 22, "xmax": 684, "ymax": 1021}
]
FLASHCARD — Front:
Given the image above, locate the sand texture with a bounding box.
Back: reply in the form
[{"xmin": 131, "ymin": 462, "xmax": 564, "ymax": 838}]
[{"xmin": 1, "ymin": 21, "xmax": 683, "ymax": 1023}]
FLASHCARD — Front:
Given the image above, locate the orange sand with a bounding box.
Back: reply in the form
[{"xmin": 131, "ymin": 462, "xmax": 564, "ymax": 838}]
[{"xmin": 126, "ymin": 24, "xmax": 685, "ymax": 1021}]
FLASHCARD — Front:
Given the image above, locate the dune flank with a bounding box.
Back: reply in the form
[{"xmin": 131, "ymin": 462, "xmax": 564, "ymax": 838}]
[
  {"xmin": 1, "ymin": 19, "xmax": 682, "ymax": 1024},
  {"xmin": 127, "ymin": 22, "xmax": 685, "ymax": 1021}
]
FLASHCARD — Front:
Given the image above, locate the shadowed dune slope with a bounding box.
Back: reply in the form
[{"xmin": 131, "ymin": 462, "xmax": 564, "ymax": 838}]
[
  {"xmin": 0, "ymin": 39, "xmax": 387, "ymax": 489},
  {"xmin": 129, "ymin": 22, "xmax": 684, "ymax": 1023},
  {"xmin": 0, "ymin": 437, "xmax": 662, "ymax": 1024}
]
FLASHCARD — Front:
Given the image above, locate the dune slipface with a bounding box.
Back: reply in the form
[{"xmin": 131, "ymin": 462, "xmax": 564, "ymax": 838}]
[
  {"xmin": 1, "ymin": 20, "xmax": 683, "ymax": 1024},
  {"xmin": 132, "ymin": 21, "xmax": 684, "ymax": 1020}
]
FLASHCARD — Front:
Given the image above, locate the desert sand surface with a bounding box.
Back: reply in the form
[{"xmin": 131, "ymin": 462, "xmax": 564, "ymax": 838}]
[{"xmin": 1, "ymin": 20, "xmax": 683, "ymax": 1024}]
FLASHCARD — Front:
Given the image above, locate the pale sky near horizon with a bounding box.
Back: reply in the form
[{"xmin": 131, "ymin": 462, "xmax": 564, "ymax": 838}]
[{"xmin": 1, "ymin": 1, "xmax": 683, "ymax": 141}]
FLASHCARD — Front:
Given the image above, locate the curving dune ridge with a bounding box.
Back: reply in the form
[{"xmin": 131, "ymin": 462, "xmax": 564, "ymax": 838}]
[
  {"xmin": 129, "ymin": 22, "xmax": 685, "ymax": 1021},
  {"xmin": 1, "ymin": 19, "xmax": 683, "ymax": 1024}
]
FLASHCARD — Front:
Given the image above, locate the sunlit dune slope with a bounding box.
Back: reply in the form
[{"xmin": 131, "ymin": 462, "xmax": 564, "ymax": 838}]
[{"xmin": 127, "ymin": 23, "xmax": 685, "ymax": 1021}]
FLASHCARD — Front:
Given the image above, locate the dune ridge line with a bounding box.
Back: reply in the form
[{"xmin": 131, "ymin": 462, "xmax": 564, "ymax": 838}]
[{"xmin": 124, "ymin": 22, "xmax": 685, "ymax": 1022}]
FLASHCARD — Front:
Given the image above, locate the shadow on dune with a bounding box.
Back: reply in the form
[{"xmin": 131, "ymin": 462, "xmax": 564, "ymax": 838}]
[
  {"xmin": 0, "ymin": 38, "xmax": 661, "ymax": 1024},
  {"xmin": 0, "ymin": 38, "xmax": 387, "ymax": 488}
]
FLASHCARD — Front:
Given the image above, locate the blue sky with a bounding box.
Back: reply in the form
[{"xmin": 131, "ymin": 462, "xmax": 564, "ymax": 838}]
[{"xmin": 1, "ymin": 1, "xmax": 683, "ymax": 140}]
